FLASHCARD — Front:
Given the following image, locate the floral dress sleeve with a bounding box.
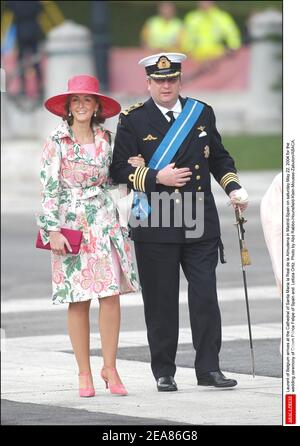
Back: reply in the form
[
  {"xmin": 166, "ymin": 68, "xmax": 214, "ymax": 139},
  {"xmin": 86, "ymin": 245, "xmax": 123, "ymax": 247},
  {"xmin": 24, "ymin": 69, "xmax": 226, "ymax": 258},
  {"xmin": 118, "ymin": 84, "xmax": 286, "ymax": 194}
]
[
  {"xmin": 101, "ymin": 130, "xmax": 131, "ymax": 238},
  {"xmin": 37, "ymin": 137, "xmax": 61, "ymax": 244}
]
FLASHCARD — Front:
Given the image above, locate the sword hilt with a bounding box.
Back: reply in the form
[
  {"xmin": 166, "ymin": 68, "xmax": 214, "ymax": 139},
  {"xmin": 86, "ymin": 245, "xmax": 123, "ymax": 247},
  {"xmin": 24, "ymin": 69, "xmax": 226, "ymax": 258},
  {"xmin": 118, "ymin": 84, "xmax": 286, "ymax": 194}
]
[
  {"xmin": 234, "ymin": 209, "xmax": 251, "ymax": 265},
  {"xmin": 234, "ymin": 208, "xmax": 247, "ymax": 225}
]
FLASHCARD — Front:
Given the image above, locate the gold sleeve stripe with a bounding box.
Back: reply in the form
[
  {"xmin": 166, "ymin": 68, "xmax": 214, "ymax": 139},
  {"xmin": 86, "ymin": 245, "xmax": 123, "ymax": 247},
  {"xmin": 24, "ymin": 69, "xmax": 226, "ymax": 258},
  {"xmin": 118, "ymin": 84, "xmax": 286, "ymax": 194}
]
[
  {"xmin": 220, "ymin": 173, "xmax": 240, "ymax": 190},
  {"xmin": 132, "ymin": 167, "xmax": 149, "ymax": 191},
  {"xmin": 133, "ymin": 167, "xmax": 142, "ymax": 190},
  {"xmin": 222, "ymin": 177, "xmax": 238, "ymax": 189},
  {"xmin": 135, "ymin": 167, "xmax": 143, "ymax": 190},
  {"xmin": 221, "ymin": 176, "xmax": 239, "ymax": 189},
  {"xmin": 220, "ymin": 172, "xmax": 239, "ymax": 186},
  {"xmin": 140, "ymin": 167, "xmax": 149, "ymax": 192},
  {"xmin": 221, "ymin": 174, "xmax": 238, "ymax": 185},
  {"xmin": 137, "ymin": 167, "xmax": 148, "ymax": 191}
]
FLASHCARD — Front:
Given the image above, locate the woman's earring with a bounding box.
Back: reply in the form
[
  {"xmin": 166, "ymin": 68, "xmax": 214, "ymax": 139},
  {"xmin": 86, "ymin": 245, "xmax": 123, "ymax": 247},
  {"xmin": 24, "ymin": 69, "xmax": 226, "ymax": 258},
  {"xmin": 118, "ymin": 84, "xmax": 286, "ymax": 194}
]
[
  {"xmin": 94, "ymin": 110, "xmax": 97, "ymax": 117},
  {"xmin": 68, "ymin": 111, "xmax": 72, "ymax": 117}
]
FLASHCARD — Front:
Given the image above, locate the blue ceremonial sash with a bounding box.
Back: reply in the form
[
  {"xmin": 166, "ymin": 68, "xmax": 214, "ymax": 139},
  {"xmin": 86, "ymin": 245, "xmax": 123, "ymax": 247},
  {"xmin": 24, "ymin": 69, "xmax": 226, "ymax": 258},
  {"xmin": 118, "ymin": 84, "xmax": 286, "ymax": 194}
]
[{"xmin": 132, "ymin": 98, "xmax": 205, "ymax": 220}]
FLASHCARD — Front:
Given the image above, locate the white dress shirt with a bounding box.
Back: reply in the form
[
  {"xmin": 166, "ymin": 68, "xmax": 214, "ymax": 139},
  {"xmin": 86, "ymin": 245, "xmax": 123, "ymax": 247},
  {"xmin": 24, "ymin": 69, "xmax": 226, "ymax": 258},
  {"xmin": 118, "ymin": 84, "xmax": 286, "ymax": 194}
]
[{"xmin": 154, "ymin": 99, "xmax": 182, "ymax": 122}]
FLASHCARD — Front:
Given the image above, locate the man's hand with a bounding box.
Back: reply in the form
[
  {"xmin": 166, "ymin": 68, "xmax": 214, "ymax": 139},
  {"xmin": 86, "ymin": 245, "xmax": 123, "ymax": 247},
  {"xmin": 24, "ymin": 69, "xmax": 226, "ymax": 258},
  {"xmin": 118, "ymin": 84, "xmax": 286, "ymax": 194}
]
[
  {"xmin": 49, "ymin": 231, "xmax": 72, "ymax": 255},
  {"xmin": 156, "ymin": 163, "xmax": 192, "ymax": 187},
  {"xmin": 229, "ymin": 187, "xmax": 249, "ymax": 213}
]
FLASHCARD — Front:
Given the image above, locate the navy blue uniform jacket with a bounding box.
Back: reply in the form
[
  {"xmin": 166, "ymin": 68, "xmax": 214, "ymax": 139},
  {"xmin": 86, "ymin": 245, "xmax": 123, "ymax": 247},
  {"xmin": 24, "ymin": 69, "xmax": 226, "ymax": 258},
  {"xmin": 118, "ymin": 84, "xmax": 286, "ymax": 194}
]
[{"xmin": 110, "ymin": 96, "xmax": 241, "ymax": 243}]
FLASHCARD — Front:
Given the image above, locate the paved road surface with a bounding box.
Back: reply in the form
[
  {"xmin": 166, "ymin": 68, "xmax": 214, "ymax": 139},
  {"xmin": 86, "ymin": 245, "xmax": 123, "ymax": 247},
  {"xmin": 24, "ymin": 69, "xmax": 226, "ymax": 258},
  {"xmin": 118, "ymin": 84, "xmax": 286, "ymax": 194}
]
[{"xmin": 1, "ymin": 171, "xmax": 282, "ymax": 426}]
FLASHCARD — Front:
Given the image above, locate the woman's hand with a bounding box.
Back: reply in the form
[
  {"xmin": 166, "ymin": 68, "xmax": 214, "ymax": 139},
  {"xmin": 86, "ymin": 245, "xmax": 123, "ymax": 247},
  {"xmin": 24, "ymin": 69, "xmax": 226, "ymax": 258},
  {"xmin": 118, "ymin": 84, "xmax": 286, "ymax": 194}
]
[
  {"xmin": 49, "ymin": 231, "xmax": 72, "ymax": 255},
  {"xmin": 127, "ymin": 154, "xmax": 145, "ymax": 167}
]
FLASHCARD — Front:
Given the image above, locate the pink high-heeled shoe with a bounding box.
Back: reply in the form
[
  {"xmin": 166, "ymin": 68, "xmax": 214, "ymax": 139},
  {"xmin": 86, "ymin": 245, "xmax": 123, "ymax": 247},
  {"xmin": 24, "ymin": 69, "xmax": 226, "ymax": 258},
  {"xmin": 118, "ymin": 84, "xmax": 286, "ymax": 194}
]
[
  {"xmin": 78, "ymin": 371, "xmax": 95, "ymax": 397},
  {"xmin": 101, "ymin": 367, "xmax": 128, "ymax": 396}
]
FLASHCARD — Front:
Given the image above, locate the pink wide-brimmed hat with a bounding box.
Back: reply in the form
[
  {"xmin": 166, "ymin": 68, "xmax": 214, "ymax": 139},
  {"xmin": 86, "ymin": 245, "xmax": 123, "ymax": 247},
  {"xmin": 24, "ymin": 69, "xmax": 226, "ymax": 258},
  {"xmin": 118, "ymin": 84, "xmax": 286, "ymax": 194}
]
[{"xmin": 44, "ymin": 74, "xmax": 121, "ymax": 118}]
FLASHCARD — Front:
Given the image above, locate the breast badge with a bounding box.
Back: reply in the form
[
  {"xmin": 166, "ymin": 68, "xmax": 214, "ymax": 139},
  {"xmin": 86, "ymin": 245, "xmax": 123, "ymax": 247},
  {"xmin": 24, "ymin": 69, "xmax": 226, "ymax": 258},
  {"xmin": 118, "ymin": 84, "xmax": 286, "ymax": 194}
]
[
  {"xmin": 204, "ymin": 145, "xmax": 210, "ymax": 158},
  {"xmin": 143, "ymin": 134, "xmax": 158, "ymax": 141},
  {"xmin": 197, "ymin": 126, "xmax": 207, "ymax": 138}
]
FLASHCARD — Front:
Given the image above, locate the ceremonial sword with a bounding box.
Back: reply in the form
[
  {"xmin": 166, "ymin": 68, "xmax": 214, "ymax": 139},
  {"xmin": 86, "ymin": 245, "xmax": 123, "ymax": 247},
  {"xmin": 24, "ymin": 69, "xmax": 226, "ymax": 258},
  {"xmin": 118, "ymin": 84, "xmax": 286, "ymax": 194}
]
[{"xmin": 234, "ymin": 208, "xmax": 255, "ymax": 378}]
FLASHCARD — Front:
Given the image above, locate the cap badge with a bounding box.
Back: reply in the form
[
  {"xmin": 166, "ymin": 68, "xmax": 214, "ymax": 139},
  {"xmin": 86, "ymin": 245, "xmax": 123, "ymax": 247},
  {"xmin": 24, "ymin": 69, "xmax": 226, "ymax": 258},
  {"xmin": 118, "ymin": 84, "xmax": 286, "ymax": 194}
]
[{"xmin": 157, "ymin": 56, "xmax": 171, "ymax": 70}]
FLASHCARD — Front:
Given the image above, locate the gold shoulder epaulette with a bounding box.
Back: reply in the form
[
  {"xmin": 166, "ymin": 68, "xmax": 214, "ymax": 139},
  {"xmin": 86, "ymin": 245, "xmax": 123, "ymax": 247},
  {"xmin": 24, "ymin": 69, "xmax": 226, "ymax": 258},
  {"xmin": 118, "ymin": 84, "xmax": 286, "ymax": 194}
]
[{"xmin": 122, "ymin": 102, "xmax": 144, "ymax": 116}]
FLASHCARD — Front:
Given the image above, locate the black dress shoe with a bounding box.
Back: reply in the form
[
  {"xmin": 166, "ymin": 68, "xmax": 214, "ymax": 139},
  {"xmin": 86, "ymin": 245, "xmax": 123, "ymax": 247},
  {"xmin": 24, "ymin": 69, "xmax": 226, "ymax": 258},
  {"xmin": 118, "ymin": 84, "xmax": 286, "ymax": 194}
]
[
  {"xmin": 197, "ymin": 371, "xmax": 237, "ymax": 388},
  {"xmin": 157, "ymin": 376, "xmax": 178, "ymax": 392}
]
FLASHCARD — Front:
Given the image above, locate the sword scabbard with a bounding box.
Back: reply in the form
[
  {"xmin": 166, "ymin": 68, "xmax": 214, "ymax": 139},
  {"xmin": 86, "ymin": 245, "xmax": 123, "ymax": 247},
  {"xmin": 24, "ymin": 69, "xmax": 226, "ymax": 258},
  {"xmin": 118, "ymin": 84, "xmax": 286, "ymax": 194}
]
[{"xmin": 233, "ymin": 208, "xmax": 255, "ymax": 376}]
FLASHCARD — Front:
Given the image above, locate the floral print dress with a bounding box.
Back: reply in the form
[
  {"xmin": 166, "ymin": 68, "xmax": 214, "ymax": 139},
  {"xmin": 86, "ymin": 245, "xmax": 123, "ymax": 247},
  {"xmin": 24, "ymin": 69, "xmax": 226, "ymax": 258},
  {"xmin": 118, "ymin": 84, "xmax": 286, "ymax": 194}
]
[{"xmin": 37, "ymin": 121, "xmax": 139, "ymax": 305}]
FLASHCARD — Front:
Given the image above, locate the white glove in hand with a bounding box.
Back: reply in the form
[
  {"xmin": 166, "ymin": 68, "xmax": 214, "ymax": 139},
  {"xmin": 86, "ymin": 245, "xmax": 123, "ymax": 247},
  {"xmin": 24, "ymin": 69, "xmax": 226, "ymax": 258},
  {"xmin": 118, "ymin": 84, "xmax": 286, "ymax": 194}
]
[{"xmin": 229, "ymin": 187, "xmax": 249, "ymax": 212}]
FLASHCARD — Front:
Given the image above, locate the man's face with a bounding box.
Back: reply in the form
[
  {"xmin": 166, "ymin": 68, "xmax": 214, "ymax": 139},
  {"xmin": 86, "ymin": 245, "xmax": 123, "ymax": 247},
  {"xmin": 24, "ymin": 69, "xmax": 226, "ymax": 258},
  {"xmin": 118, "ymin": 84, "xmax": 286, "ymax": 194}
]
[{"xmin": 147, "ymin": 76, "xmax": 181, "ymax": 109}]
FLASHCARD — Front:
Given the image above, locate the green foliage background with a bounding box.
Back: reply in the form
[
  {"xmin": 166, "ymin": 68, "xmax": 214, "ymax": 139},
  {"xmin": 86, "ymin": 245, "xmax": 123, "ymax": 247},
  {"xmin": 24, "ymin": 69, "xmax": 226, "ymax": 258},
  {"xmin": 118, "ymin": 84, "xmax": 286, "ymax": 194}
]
[
  {"xmin": 53, "ymin": 1, "xmax": 282, "ymax": 46},
  {"xmin": 222, "ymin": 135, "xmax": 282, "ymax": 171}
]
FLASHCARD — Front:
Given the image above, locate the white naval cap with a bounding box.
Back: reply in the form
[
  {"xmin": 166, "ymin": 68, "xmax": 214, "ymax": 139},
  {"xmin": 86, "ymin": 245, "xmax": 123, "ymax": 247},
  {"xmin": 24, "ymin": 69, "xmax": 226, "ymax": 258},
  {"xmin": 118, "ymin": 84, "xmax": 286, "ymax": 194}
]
[{"xmin": 138, "ymin": 53, "xmax": 187, "ymax": 79}]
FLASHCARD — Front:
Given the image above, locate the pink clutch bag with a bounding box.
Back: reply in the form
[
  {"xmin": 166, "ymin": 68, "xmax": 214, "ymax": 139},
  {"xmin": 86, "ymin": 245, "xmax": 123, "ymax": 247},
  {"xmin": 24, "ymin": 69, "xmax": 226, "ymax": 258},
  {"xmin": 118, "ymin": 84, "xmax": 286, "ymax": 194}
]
[{"xmin": 36, "ymin": 228, "xmax": 83, "ymax": 254}]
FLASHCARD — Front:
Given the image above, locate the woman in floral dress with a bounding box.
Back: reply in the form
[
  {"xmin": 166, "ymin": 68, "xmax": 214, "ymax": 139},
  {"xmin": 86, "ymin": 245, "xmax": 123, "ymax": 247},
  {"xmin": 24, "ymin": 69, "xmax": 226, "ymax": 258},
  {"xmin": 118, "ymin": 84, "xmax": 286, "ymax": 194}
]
[{"xmin": 37, "ymin": 75, "xmax": 142, "ymax": 397}]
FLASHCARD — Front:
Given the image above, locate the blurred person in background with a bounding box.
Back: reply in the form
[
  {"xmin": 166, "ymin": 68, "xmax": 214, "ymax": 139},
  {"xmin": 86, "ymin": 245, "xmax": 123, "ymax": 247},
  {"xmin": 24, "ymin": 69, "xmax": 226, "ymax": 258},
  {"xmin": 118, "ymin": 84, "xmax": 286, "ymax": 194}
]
[
  {"xmin": 110, "ymin": 52, "xmax": 249, "ymax": 392},
  {"xmin": 37, "ymin": 74, "xmax": 144, "ymax": 397},
  {"xmin": 1, "ymin": 0, "xmax": 64, "ymax": 99},
  {"xmin": 181, "ymin": 1, "xmax": 241, "ymax": 62},
  {"xmin": 140, "ymin": 1, "xmax": 183, "ymax": 52}
]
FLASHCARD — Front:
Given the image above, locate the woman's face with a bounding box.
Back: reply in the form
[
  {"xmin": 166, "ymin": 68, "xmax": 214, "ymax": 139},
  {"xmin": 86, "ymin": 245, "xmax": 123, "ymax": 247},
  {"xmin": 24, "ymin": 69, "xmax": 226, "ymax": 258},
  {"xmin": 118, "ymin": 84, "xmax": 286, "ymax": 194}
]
[{"xmin": 69, "ymin": 94, "xmax": 98, "ymax": 124}]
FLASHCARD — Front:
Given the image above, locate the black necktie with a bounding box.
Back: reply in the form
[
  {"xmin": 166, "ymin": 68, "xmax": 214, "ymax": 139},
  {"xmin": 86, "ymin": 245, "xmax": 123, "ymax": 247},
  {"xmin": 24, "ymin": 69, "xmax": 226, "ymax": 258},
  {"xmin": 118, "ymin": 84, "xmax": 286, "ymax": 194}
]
[{"xmin": 166, "ymin": 111, "xmax": 175, "ymax": 125}]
